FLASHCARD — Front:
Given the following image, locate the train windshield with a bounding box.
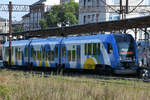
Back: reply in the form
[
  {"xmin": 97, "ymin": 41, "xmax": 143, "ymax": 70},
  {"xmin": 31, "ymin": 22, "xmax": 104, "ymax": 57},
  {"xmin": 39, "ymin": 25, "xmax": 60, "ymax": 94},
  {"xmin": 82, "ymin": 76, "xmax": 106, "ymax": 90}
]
[{"xmin": 114, "ymin": 35, "xmax": 136, "ymax": 61}]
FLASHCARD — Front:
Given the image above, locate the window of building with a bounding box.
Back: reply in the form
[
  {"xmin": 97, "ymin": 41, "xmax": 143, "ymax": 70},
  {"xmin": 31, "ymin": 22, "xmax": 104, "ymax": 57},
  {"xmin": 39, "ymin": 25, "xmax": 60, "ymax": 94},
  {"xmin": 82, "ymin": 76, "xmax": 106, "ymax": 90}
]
[
  {"xmin": 96, "ymin": 14, "xmax": 99, "ymax": 22},
  {"xmin": 83, "ymin": 16, "xmax": 86, "ymax": 24},
  {"xmin": 84, "ymin": 0, "xmax": 86, "ymax": 6}
]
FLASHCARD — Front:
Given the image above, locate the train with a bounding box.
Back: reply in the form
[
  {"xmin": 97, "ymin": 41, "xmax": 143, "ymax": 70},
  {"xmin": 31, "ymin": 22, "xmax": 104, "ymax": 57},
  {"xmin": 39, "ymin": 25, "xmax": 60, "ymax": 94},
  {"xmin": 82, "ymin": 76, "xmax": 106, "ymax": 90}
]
[{"xmin": 2, "ymin": 33, "xmax": 139, "ymax": 74}]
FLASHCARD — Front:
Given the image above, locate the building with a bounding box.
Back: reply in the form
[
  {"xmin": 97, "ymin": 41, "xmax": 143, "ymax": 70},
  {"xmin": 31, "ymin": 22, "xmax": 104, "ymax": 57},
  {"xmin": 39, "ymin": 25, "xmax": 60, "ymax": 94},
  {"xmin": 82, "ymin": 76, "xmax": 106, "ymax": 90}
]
[
  {"xmin": 79, "ymin": 0, "xmax": 150, "ymax": 40},
  {"xmin": 0, "ymin": 17, "xmax": 9, "ymax": 33},
  {"xmin": 22, "ymin": 13, "xmax": 30, "ymax": 31},
  {"xmin": 60, "ymin": 0, "xmax": 79, "ymax": 4},
  {"xmin": 79, "ymin": 0, "xmax": 150, "ymax": 25},
  {"xmin": 22, "ymin": 0, "xmax": 60, "ymax": 31}
]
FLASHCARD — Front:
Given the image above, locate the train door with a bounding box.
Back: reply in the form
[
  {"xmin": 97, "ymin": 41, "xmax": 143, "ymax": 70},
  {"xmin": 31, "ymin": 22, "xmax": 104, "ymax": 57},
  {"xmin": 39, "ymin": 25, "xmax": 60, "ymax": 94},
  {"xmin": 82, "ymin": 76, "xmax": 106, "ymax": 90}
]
[{"xmin": 76, "ymin": 45, "xmax": 81, "ymax": 68}]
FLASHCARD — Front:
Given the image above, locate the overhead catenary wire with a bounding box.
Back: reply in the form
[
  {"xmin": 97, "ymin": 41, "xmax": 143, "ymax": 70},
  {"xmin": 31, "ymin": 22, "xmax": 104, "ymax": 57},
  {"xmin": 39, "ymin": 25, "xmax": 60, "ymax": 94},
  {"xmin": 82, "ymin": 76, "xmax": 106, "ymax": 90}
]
[{"xmin": 128, "ymin": 0, "xmax": 144, "ymax": 13}]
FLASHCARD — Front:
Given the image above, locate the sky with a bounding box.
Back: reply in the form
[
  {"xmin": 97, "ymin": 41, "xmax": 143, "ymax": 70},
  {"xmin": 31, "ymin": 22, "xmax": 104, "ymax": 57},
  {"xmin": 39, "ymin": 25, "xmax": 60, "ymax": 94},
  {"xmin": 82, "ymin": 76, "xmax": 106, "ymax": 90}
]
[{"xmin": 0, "ymin": 0, "xmax": 39, "ymax": 21}]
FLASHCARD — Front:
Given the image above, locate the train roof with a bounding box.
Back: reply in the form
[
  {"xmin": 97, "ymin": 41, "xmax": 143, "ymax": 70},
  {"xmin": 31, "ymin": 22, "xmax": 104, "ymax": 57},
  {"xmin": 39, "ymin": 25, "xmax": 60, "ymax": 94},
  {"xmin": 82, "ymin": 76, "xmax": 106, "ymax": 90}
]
[
  {"xmin": 3, "ymin": 33, "xmax": 133, "ymax": 46},
  {"xmin": 63, "ymin": 33, "xmax": 118, "ymax": 42},
  {"xmin": 3, "ymin": 40, "xmax": 30, "ymax": 47}
]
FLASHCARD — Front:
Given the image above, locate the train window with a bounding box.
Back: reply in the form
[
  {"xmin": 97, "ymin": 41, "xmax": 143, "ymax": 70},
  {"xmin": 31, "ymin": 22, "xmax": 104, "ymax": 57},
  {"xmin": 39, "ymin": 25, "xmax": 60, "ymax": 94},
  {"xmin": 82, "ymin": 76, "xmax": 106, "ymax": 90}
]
[
  {"xmin": 107, "ymin": 43, "xmax": 113, "ymax": 54},
  {"xmin": 51, "ymin": 51, "xmax": 55, "ymax": 61},
  {"xmin": 77, "ymin": 47, "xmax": 80, "ymax": 60},
  {"xmin": 88, "ymin": 43, "xmax": 92, "ymax": 55},
  {"xmin": 98, "ymin": 43, "xmax": 101, "ymax": 55},
  {"xmin": 72, "ymin": 50, "xmax": 76, "ymax": 61},
  {"xmin": 85, "ymin": 44, "xmax": 87, "ymax": 55},
  {"xmin": 47, "ymin": 50, "xmax": 51, "ymax": 61},
  {"xmin": 31, "ymin": 47, "xmax": 34, "ymax": 58},
  {"xmin": 25, "ymin": 47, "xmax": 28, "ymax": 57},
  {"xmin": 45, "ymin": 51, "xmax": 47, "ymax": 60},
  {"xmin": 39, "ymin": 51, "xmax": 41, "ymax": 60},
  {"xmin": 15, "ymin": 48, "xmax": 18, "ymax": 60},
  {"xmin": 34, "ymin": 50, "xmax": 37, "ymax": 60},
  {"xmin": 68, "ymin": 50, "xmax": 71, "ymax": 61},
  {"xmin": 93, "ymin": 43, "xmax": 97, "ymax": 55},
  {"xmin": 37, "ymin": 51, "xmax": 40, "ymax": 60},
  {"xmin": 55, "ymin": 47, "xmax": 58, "ymax": 58},
  {"xmin": 62, "ymin": 47, "xmax": 66, "ymax": 58}
]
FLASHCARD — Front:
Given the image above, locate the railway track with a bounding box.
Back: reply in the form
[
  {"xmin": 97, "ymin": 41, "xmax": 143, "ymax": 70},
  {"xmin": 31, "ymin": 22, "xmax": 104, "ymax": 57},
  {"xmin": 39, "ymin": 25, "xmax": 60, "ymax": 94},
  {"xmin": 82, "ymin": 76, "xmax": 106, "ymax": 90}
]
[{"xmin": 1, "ymin": 66, "xmax": 150, "ymax": 84}]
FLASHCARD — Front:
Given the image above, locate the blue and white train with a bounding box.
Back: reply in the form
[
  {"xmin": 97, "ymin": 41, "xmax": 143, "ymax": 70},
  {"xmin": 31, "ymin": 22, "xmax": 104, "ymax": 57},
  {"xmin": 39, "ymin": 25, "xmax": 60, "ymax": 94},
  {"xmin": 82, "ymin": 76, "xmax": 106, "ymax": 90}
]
[{"xmin": 2, "ymin": 33, "xmax": 139, "ymax": 74}]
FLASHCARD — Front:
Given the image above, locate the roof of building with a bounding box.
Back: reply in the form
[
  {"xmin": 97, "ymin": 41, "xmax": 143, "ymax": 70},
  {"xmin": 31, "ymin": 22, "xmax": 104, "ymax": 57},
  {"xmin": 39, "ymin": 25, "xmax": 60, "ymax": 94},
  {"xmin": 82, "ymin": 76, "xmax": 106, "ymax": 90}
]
[
  {"xmin": 0, "ymin": 17, "xmax": 6, "ymax": 22},
  {"xmin": 32, "ymin": 0, "xmax": 46, "ymax": 5},
  {"xmin": 22, "ymin": 13, "xmax": 30, "ymax": 18}
]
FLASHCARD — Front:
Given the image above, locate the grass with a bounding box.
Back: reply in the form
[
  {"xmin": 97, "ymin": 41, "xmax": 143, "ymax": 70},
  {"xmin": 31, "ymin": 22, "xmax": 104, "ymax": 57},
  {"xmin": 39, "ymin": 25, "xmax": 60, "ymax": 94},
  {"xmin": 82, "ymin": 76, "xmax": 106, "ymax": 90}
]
[{"xmin": 0, "ymin": 69, "xmax": 150, "ymax": 100}]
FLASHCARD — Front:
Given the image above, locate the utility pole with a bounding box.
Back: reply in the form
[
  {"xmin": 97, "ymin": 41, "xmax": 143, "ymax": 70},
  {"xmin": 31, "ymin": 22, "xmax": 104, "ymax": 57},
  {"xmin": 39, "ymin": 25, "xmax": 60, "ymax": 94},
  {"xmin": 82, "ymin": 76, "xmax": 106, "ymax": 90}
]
[
  {"xmin": 8, "ymin": 1, "xmax": 12, "ymax": 66},
  {"xmin": 120, "ymin": 0, "xmax": 123, "ymax": 19}
]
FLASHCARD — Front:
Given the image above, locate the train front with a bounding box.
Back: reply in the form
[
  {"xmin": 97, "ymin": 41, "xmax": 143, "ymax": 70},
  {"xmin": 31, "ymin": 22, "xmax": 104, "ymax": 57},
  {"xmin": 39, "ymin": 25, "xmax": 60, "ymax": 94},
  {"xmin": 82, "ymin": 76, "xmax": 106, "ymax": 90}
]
[{"xmin": 114, "ymin": 34, "xmax": 138, "ymax": 74}]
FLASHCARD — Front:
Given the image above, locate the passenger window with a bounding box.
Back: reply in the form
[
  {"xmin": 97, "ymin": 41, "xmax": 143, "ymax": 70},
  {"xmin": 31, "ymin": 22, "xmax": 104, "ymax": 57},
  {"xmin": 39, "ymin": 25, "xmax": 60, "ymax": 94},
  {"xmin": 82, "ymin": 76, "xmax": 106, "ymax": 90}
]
[
  {"xmin": 107, "ymin": 43, "xmax": 113, "ymax": 54},
  {"xmin": 48, "ymin": 50, "xmax": 51, "ymax": 61},
  {"xmin": 40, "ymin": 51, "xmax": 42, "ymax": 60},
  {"xmin": 85, "ymin": 44, "xmax": 87, "ymax": 55},
  {"xmin": 62, "ymin": 47, "xmax": 66, "ymax": 58},
  {"xmin": 15, "ymin": 48, "xmax": 17, "ymax": 60},
  {"xmin": 51, "ymin": 51, "xmax": 54, "ymax": 61},
  {"xmin": 88, "ymin": 43, "xmax": 92, "ymax": 55},
  {"xmin": 25, "ymin": 47, "xmax": 28, "ymax": 57},
  {"xmin": 37, "ymin": 51, "xmax": 40, "ymax": 60},
  {"xmin": 34, "ymin": 50, "xmax": 37, "ymax": 60},
  {"xmin": 98, "ymin": 43, "xmax": 101, "ymax": 55},
  {"xmin": 68, "ymin": 50, "xmax": 71, "ymax": 61},
  {"xmin": 31, "ymin": 47, "xmax": 34, "ymax": 58},
  {"xmin": 77, "ymin": 47, "xmax": 80, "ymax": 60},
  {"xmin": 55, "ymin": 47, "xmax": 58, "ymax": 58},
  {"xmin": 93, "ymin": 43, "xmax": 97, "ymax": 55},
  {"xmin": 72, "ymin": 50, "xmax": 76, "ymax": 61}
]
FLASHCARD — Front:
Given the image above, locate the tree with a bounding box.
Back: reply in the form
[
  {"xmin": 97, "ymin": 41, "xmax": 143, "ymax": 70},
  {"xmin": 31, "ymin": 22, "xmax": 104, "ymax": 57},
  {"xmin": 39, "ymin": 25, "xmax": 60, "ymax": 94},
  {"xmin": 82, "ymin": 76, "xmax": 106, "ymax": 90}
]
[
  {"xmin": 13, "ymin": 25, "xmax": 23, "ymax": 32},
  {"xmin": 45, "ymin": 0, "xmax": 79, "ymax": 27},
  {"xmin": 39, "ymin": 19, "xmax": 47, "ymax": 29}
]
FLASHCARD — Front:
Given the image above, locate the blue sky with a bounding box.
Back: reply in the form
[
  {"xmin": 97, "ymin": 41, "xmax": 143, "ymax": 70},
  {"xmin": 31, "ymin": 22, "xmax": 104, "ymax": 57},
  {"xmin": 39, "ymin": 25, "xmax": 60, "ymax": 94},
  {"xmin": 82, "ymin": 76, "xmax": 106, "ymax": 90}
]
[{"xmin": 0, "ymin": 0, "xmax": 39, "ymax": 21}]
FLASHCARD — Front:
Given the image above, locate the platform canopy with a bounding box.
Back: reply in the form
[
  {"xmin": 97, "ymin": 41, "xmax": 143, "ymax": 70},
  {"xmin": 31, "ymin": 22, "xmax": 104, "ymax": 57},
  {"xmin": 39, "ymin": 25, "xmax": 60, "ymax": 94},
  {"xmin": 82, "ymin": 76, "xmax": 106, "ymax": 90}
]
[{"xmin": 3, "ymin": 15, "xmax": 150, "ymax": 37}]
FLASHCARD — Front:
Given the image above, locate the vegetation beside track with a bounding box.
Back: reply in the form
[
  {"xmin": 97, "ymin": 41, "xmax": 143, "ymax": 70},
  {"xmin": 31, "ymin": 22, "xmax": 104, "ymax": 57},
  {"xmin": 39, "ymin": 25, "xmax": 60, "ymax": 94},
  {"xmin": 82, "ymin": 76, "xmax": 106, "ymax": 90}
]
[{"xmin": 0, "ymin": 70, "xmax": 150, "ymax": 100}]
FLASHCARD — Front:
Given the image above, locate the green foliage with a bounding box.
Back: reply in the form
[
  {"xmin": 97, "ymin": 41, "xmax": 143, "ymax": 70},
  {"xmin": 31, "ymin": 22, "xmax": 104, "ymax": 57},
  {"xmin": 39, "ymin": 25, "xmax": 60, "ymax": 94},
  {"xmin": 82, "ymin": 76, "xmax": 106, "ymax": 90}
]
[
  {"xmin": 39, "ymin": 19, "xmax": 47, "ymax": 29},
  {"xmin": 45, "ymin": 1, "xmax": 79, "ymax": 27},
  {"xmin": 13, "ymin": 25, "xmax": 22, "ymax": 32},
  {"xmin": 0, "ymin": 84, "xmax": 10, "ymax": 100}
]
